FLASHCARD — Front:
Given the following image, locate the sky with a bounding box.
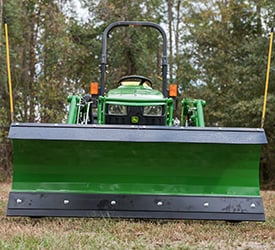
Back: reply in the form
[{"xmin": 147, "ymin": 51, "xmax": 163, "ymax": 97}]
[
  {"xmin": 62, "ymin": 0, "xmax": 90, "ymax": 23},
  {"xmin": 72, "ymin": 0, "xmax": 90, "ymax": 22}
]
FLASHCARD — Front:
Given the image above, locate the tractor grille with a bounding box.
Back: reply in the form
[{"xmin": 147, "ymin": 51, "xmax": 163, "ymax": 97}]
[{"xmin": 105, "ymin": 106, "xmax": 166, "ymax": 125}]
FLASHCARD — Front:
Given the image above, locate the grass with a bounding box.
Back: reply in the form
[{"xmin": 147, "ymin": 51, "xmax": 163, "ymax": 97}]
[{"xmin": 0, "ymin": 183, "xmax": 274, "ymax": 249}]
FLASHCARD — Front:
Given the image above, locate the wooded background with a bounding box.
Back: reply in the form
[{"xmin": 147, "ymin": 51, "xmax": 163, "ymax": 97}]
[{"xmin": 0, "ymin": 0, "xmax": 274, "ymax": 187}]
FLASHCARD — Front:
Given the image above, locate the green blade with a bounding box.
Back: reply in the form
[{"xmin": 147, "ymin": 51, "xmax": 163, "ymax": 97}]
[{"xmin": 12, "ymin": 139, "xmax": 262, "ymax": 197}]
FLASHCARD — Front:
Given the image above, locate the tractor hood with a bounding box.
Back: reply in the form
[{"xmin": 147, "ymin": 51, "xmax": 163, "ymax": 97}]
[{"xmin": 107, "ymin": 85, "xmax": 164, "ymax": 100}]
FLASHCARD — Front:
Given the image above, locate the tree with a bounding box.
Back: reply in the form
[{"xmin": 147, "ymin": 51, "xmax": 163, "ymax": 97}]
[
  {"xmin": 1, "ymin": 0, "xmax": 102, "ymax": 124},
  {"xmin": 83, "ymin": 0, "xmax": 165, "ymax": 90}
]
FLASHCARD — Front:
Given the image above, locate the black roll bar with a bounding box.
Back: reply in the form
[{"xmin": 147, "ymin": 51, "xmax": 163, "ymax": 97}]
[{"xmin": 100, "ymin": 21, "xmax": 168, "ymax": 97}]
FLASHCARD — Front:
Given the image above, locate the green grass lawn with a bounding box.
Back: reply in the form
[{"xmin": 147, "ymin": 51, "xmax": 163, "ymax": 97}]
[{"xmin": 0, "ymin": 182, "xmax": 274, "ymax": 249}]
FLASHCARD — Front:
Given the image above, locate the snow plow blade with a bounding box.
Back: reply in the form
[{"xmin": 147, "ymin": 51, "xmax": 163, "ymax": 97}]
[{"xmin": 7, "ymin": 123, "xmax": 267, "ymax": 221}]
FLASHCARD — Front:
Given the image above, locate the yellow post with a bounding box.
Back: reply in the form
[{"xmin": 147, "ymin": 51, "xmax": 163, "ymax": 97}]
[
  {"xmin": 4, "ymin": 18, "xmax": 14, "ymax": 122},
  {"xmin": 261, "ymin": 28, "xmax": 274, "ymax": 128}
]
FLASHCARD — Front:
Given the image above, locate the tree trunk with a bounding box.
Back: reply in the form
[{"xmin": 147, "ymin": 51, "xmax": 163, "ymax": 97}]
[
  {"xmin": 175, "ymin": 0, "xmax": 181, "ymax": 56},
  {"xmin": 167, "ymin": 0, "xmax": 173, "ymax": 81}
]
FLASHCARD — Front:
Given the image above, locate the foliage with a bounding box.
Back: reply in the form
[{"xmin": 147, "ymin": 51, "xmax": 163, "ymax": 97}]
[{"xmin": 84, "ymin": 0, "xmax": 166, "ymax": 90}]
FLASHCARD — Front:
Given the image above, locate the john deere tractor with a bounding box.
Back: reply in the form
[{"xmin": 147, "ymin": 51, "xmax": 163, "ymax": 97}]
[{"xmin": 7, "ymin": 21, "xmax": 267, "ymax": 221}]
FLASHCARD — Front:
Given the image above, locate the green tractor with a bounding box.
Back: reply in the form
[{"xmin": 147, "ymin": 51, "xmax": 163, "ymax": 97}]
[
  {"xmin": 7, "ymin": 21, "xmax": 267, "ymax": 221},
  {"xmin": 68, "ymin": 75, "xmax": 174, "ymax": 126}
]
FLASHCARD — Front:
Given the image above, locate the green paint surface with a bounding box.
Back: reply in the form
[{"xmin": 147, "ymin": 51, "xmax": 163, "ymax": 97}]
[{"xmin": 12, "ymin": 139, "xmax": 261, "ymax": 196}]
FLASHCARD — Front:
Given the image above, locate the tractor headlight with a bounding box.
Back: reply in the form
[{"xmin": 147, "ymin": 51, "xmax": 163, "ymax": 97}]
[
  {"xmin": 143, "ymin": 105, "xmax": 163, "ymax": 116},
  {"xmin": 108, "ymin": 104, "xmax": 127, "ymax": 115}
]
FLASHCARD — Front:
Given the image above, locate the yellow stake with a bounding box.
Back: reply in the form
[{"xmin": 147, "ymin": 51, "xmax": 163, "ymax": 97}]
[
  {"xmin": 261, "ymin": 28, "xmax": 274, "ymax": 128},
  {"xmin": 4, "ymin": 19, "xmax": 14, "ymax": 123}
]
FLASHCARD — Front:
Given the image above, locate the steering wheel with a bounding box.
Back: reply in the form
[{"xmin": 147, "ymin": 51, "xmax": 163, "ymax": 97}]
[{"xmin": 118, "ymin": 75, "xmax": 153, "ymax": 87}]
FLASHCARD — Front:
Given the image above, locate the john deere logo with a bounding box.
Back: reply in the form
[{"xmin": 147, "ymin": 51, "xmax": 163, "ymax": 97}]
[{"xmin": 131, "ymin": 116, "xmax": 139, "ymax": 124}]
